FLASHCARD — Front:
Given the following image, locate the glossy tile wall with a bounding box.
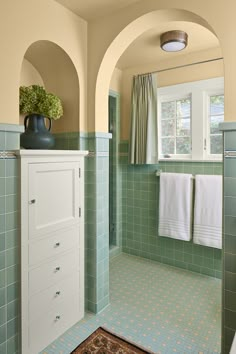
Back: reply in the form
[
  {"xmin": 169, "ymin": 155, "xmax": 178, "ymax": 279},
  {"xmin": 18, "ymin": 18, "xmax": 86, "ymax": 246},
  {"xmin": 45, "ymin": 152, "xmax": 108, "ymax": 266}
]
[
  {"xmin": 120, "ymin": 141, "xmax": 223, "ymax": 279},
  {"xmin": 85, "ymin": 134, "xmax": 110, "ymax": 313},
  {"xmin": 55, "ymin": 132, "xmax": 111, "ymax": 313},
  {"xmin": 0, "ymin": 124, "xmax": 23, "ymax": 354},
  {"xmin": 221, "ymin": 124, "xmax": 236, "ymax": 353}
]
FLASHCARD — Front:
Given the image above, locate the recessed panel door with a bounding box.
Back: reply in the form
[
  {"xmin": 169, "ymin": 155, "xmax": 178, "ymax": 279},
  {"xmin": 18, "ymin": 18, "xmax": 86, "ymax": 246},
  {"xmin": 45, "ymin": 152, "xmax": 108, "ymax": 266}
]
[{"xmin": 28, "ymin": 162, "xmax": 80, "ymax": 238}]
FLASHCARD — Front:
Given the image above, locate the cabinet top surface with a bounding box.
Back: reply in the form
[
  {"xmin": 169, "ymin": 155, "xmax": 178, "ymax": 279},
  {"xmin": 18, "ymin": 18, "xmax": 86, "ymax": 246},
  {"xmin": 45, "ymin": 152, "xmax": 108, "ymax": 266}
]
[{"xmin": 15, "ymin": 150, "xmax": 89, "ymax": 158}]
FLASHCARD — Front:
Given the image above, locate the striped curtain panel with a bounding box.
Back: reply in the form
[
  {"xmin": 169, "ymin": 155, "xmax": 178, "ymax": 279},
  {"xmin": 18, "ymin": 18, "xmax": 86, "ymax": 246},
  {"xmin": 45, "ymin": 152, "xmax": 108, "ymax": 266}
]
[{"xmin": 129, "ymin": 74, "xmax": 158, "ymax": 164}]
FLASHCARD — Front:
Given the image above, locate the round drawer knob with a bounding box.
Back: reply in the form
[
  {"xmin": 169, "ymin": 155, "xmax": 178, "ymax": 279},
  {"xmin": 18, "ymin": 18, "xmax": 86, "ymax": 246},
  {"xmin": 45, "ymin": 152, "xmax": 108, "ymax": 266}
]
[
  {"xmin": 55, "ymin": 242, "xmax": 60, "ymax": 247},
  {"xmin": 55, "ymin": 315, "xmax": 61, "ymax": 321},
  {"xmin": 55, "ymin": 291, "xmax": 61, "ymax": 296},
  {"xmin": 55, "ymin": 267, "xmax": 60, "ymax": 272},
  {"xmin": 29, "ymin": 199, "xmax": 36, "ymax": 204}
]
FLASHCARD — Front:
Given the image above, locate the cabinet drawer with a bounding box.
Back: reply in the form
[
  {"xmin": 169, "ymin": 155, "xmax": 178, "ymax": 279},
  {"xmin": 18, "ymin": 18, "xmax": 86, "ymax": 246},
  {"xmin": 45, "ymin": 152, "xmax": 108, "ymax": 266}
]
[
  {"xmin": 29, "ymin": 225, "xmax": 79, "ymax": 266},
  {"xmin": 29, "ymin": 250, "xmax": 79, "ymax": 296},
  {"xmin": 29, "ymin": 271, "xmax": 80, "ymax": 321},
  {"xmin": 29, "ymin": 290, "xmax": 83, "ymax": 354}
]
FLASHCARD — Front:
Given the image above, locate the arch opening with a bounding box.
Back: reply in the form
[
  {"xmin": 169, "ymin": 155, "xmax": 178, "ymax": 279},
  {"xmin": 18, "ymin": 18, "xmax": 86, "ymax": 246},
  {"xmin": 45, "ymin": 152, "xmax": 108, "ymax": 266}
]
[
  {"xmin": 20, "ymin": 40, "xmax": 80, "ymax": 134},
  {"xmin": 95, "ymin": 8, "xmax": 223, "ymax": 133}
]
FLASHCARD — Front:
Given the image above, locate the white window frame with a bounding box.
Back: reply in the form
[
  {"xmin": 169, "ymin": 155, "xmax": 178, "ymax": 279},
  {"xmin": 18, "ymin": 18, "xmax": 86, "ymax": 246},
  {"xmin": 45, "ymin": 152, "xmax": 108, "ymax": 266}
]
[
  {"xmin": 158, "ymin": 91, "xmax": 192, "ymax": 160},
  {"xmin": 204, "ymin": 88, "xmax": 224, "ymax": 160},
  {"xmin": 158, "ymin": 77, "xmax": 224, "ymax": 161}
]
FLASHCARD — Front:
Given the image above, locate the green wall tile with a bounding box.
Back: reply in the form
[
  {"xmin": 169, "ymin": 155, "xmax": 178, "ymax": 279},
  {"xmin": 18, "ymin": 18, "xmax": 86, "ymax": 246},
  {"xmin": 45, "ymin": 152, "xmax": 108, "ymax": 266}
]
[
  {"xmin": 0, "ymin": 270, "xmax": 6, "ymax": 289},
  {"xmin": 7, "ymin": 300, "xmax": 18, "ymax": 321},
  {"xmin": 5, "ymin": 133, "xmax": 19, "ymax": 151},
  {"xmin": 223, "ymin": 129, "xmax": 236, "ymax": 352},
  {"xmin": 0, "ymin": 215, "xmax": 5, "ymax": 234},
  {"xmin": 6, "ymin": 178, "xmax": 17, "ymax": 196},
  {"xmin": 225, "ymin": 271, "xmax": 236, "ymax": 292},
  {"xmin": 224, "ymin": 177, "xmax": 236, "ymax": 197},
  {"xmin": 5, "ymin": 195, "xmax": 17, "ymax": 213},
  {"xmin": 5, "ymin": 213, "xmax": 17, "ymax": 232},
  {"xmin": 0, "ymin": 233, "xmax": 5, "ymax": 252},
  {"xmin": 0, "ymin": 324, "xmax": 6, "ymax": 345},
  {"xmin": 5, "ymin": 160, "xmax": 17, "ymax": 178},
  {"xmin": 225, "ymin": 290, "xmax": 236, "ymax": 312},
  {"xmin": 0, "ymin": 252, "xmax": 5, "ymax": 271},
  {"xmin": 225, "ymin": 253, "xmax": 236, "ymax": 273},
  {"xmin": 5, "ymin": 230, "xmax": 18, "ymax": 250},
  {"xmin": 225, "ymin": 309, "xmax": 236, "ymax": 330},
  {"xmin": 0, "ymin": 132, "xmax": 6, "ymax": 150},
  {"xmin": 0, "ymin": 306, "xmax": 6, "ymax": 327},
  {"xmin": 225, "ymin": 158, "xmax": 236, "ymax": 178},
  {"xmin": 0, "ymin": 161, "xmax": 5, "ymax": 178},
  {"xmin": 0, "ymin": 179, "xmax": 5, "ymax": 197},
  {"xmin": 225, "ymin": 131, "xmax": 236, "ymax": 150},
  {"xmin": 225, "ymin": 196, "xmax": 236, "ymax": 217},
  {"xmin": 7, "ymin": 318, "xmax": 18, "ymax": 339},
  {"xmin": 0, "ymin": 196, "xmax": 5, "ymax": 214},
  {"xmin": 224, "ymin": 216, "xmax": 236, "ymax": 235},
  {"xmin": 225, "ymin": 234, "xmax": 236, "ymax": 254},
  {"xmin": 0, "ymin": 287, "xmax": 5, "ymax": 307},
  {"xmin": 6, "ymin": 334, "xmax": 18, "ymax": 354},
  {"xmin": 224, "ymin": 327, "xmax": 235, "ymax": 354},
  {"xmin": 7, "ymin": 265, "xmax": 18, "ymax": 285},
  {"xmin": 7, "ymin": 283, "xmax": 18, "ymax": 304},
  {"xmin": 121, "ymin": 146, "xmax": 222, "ymax": 278}
]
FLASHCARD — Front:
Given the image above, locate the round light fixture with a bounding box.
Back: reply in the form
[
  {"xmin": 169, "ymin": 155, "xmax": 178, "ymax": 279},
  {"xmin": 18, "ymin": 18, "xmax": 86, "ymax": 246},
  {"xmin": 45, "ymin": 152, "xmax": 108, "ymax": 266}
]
[{"xmin": 160, "ymin": 30, "xmax": 188, "ymax": 52}]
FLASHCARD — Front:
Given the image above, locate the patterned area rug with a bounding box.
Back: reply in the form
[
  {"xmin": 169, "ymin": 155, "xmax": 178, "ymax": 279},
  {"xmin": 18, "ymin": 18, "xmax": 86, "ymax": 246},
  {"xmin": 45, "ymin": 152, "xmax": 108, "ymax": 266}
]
[{"xmin": 71, "ymin": 327, "xmax": 153, "ymax": 353}]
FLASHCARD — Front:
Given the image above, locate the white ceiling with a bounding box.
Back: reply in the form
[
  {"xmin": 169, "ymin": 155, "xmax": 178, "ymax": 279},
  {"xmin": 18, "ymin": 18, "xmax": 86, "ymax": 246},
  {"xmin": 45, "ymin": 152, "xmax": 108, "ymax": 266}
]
[
  {"xmin": 54, "ymin": 1, "xmax": 221, "ymax": 70},
  {"xmin": 54, "ymin": 0, "xmax": 141, "ymax": 21}
]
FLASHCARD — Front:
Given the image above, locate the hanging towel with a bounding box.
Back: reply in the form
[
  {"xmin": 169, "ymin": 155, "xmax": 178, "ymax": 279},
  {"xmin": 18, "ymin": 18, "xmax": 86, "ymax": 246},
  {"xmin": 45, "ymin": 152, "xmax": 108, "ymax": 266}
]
[
  {"xmin": 193, "ymin": 175, "xmax": 222, "ymax": 249},
  {"xmin": 158, "ymin": 173, "xmax": 193, "ymax": 241}
]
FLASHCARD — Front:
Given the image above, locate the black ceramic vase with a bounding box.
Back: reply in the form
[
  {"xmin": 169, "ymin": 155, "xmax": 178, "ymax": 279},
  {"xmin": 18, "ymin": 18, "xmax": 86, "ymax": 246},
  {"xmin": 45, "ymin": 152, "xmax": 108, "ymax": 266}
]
[{"xmin": 20, "ymin": 114, "xmax": 55, "ymax": 149}]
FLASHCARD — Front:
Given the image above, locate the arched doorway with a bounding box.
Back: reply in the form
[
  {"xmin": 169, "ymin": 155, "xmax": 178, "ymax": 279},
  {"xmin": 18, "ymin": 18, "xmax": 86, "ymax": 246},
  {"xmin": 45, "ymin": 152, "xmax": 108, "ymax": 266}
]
[{"xmin": 92, "ymin": 8, "xmax": 224, "ymax": 353}]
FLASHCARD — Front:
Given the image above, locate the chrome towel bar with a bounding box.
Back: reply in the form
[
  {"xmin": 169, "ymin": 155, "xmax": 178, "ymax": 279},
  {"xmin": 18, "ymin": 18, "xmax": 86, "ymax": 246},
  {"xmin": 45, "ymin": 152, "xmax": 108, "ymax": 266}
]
[{"xmin": 156, "ymin": 170, "xmax": 195, "ymax": 179}]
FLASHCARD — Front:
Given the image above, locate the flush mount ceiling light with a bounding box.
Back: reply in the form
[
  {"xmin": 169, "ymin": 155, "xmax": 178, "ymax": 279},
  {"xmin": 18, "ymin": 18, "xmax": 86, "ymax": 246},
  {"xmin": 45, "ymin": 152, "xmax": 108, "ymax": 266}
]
[{"xmin": 160, "ymin": 30, "xmax": 188, "ymax": 52}]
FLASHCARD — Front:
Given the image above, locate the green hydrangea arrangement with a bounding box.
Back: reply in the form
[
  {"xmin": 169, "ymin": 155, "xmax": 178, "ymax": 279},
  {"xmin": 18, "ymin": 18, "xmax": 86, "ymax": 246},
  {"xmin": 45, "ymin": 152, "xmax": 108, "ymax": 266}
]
[{"xmin": 19, "ymin": 85, "xmax": 63, "ymax": 120}]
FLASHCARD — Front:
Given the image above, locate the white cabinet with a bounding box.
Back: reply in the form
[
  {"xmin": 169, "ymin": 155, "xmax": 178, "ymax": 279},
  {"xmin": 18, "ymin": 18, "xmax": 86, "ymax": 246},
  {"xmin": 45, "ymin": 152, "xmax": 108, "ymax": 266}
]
[{"xmin": 17, "ymin": 150, "xmax": 88, "ymax": 354}]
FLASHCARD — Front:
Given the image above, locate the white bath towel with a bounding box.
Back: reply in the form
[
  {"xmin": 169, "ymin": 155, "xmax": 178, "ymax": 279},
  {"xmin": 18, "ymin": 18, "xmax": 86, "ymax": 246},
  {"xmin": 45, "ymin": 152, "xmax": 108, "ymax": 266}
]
[
  {"xmin": 158, "ymin": 173, "xmax": 193, "ymax": 241},
  {"xmin": 193, "ymin": 175, "xmax": 222, "ymax": 249}
]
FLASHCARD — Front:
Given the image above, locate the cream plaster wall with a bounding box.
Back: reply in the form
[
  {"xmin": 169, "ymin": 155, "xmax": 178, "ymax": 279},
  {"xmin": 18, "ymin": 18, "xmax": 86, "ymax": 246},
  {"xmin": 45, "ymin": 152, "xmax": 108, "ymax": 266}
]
[
  {"xmin": 19, "ymin": 59, "xmax": 44, "ymax": 126},
  {"xmin": 109, "ymin": 68, "xmax": 122, "ymax": 93},
  {"xmin": 0, "ymin": 0, "xmax": 87, "ymax": 132},
  {"xmin": 20, "ymin": 59, "xmax": 44, "ymax": 87},
  {"xmin": 88, "ymin": 0, "xmax": 236, "ymax": 133},
  {"xmin": 2, "ymin": 0, "xmax": 236, "ymax": 136},
  {"xmin": 24, "ymin": 41, "xmax": 80, "ymax": 133}
]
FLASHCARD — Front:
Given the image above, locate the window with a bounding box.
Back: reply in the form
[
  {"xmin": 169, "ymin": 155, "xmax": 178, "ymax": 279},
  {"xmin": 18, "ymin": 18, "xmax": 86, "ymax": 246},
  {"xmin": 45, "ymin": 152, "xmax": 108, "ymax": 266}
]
[
  {"xmin": 158, "ymin": 77, "xmax": 224, "ymax": 161},
  {"xmin": 161, "ymin": 96, "xmax": 191, "ymax": 158},
  {"xmin": 208, "ymin": 94, "xmax": 224, "ymax": 155}
]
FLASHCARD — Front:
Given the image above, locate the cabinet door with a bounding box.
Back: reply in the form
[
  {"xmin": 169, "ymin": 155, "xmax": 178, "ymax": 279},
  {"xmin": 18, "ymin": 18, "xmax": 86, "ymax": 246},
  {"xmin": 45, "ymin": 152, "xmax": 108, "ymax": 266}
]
[{"xmin": 28, "ymin": 162, "xmax": 80, "ymax": 238}]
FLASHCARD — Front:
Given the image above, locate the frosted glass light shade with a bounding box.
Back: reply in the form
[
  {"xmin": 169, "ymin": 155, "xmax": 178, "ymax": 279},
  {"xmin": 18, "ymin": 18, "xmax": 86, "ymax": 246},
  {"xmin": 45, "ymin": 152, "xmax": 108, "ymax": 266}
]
[{"xmin": 160, "ymin": 30, "xmax": 188, "ymax": 52}]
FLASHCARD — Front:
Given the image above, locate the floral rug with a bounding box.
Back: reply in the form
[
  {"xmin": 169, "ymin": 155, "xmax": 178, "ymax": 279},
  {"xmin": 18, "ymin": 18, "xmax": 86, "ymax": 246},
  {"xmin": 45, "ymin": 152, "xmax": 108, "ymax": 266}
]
[{"xmin": 71, "ymin": 327, "xmax": 153, "ymax": 353}]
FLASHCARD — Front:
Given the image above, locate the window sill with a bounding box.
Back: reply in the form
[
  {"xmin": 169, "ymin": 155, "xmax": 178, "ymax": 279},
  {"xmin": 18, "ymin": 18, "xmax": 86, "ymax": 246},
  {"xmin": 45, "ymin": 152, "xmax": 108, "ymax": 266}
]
[{"xmin": 159, "ymin": 158, "xmax": 222, "ymax": 163}]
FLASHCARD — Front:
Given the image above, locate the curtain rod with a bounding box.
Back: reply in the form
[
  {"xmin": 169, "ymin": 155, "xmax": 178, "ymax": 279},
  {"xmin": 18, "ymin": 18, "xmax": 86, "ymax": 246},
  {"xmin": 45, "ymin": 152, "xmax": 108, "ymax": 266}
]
[{"xmin": 135, "ymin": 57, "xmax": 223, "ymax": 76}]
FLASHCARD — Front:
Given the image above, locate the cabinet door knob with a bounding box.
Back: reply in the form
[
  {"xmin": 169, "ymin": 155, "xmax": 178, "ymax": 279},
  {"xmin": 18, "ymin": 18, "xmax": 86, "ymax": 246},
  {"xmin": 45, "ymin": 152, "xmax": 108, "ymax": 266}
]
[
  {"xmin": 55, "ymin": 315, "xmax": 61, "ymax": 321},
  {"xmin": 55, "ymin": 267, "xmax": 60, "ymax": 272},
  {"xmin": 29, "ymin": 199, "xmax": 36, "ymax": 204},
  {"xmin": 55, "ymin": 291, "xmax": 61, "ymax": 296},
  {"xmin": 55, "ymin": 242, "xmax": 60, "ymax": 247}
]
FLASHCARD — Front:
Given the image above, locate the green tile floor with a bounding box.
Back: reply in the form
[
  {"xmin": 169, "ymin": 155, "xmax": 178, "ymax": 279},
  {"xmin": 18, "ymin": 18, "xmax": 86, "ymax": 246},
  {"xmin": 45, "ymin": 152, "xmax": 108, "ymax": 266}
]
[{"xmin": 41, "ymin": 253, "xmax": 221, "ymax": 354}]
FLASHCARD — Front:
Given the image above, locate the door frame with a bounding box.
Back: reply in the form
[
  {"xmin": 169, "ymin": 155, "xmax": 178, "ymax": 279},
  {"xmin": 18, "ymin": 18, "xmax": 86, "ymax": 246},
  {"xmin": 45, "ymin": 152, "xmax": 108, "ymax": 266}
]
[{"xmin": 109, "ymin": 90, "xmax": 121, "ymax": 257}]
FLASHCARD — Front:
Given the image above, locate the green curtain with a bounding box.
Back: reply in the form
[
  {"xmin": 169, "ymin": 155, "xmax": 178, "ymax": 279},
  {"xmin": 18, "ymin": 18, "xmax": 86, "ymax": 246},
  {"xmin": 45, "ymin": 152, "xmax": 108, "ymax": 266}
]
[{"xmin": 129, "ymin": 74, "xmax": 158, "ymax": 164}]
